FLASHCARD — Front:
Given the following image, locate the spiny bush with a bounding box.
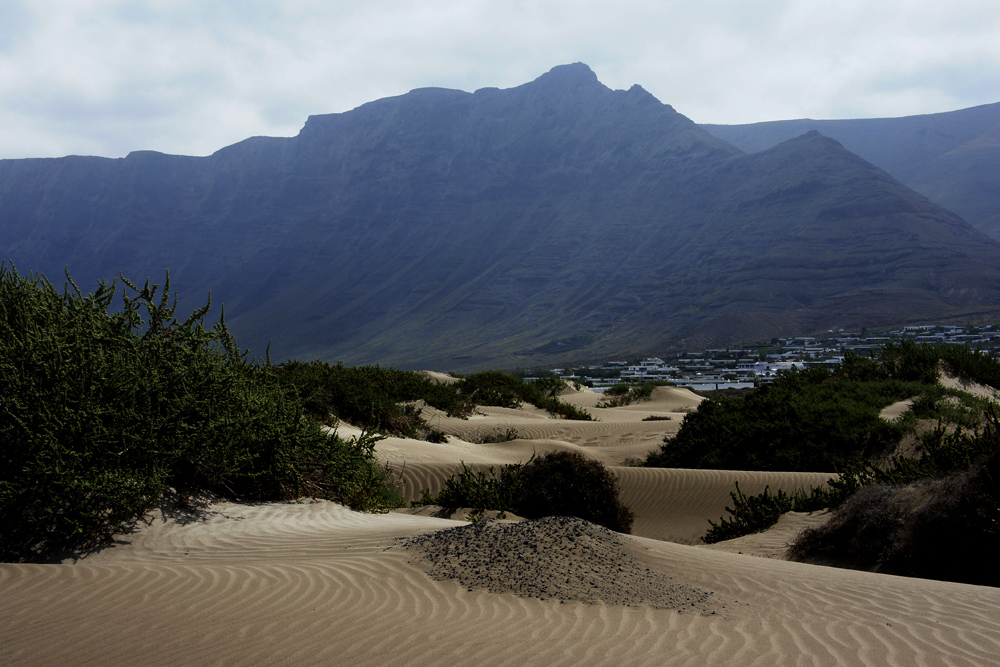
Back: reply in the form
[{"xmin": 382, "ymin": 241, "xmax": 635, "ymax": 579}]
[
  {"xmin": 431, "ymin": 461, "xmax": 526, "ymax": 518},
  {"xmin": 703, "ymin": 483, "xmax": 793, "ymax": 543},
  {"xmin": 702, "ymin": 482, "xmax": 829, "ymax": 543},
  {"xmin": 0, "ymin": 265, "xmax": 401, "ymax": 561},
  {"xmin": 421, "ymin": 452, "xmax": 633, "ymax": 533}
]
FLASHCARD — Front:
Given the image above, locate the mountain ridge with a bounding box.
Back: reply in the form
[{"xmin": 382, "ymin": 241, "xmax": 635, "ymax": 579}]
[
  {"xmin": 702, "ymin": 101, "xmax": 1000, "ymax": 240},
  {"xmin": 2, "ymin": 64, "xmax": 999, "ymax": 370}
]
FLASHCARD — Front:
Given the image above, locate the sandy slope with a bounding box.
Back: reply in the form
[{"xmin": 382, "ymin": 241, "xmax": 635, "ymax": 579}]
[
  {"xmin": 3, "ymin": 501, "xmax": 999, "ymax": 666},
  {"xmin": 6, "ymin": 383, "xmax": 1000, "ymax": 664}
]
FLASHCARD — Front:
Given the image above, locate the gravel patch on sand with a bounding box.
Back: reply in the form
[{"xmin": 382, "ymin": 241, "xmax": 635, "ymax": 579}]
[{"xmin": 399, "ymin": 516, "xmax": 718, "ymax": 613}]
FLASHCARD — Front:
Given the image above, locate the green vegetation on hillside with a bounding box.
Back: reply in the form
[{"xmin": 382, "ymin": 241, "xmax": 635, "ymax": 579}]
[{"xmin": 0, "ymin": 267, "xmax": 401, "ymax": 562}]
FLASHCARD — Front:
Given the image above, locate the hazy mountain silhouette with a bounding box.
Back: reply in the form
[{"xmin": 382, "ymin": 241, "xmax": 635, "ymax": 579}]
[
  {"xmin": 2, "ymin": 64, "xmax": 999, "ymax": 369},
  {"xmin": 702, "ymin": 102, "xmax": 1000, "ymax": 240}
]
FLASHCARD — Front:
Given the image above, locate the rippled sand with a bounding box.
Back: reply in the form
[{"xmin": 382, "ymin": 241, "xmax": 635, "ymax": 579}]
[{"xmin": 5, "ymin": 383, "xmax": 1000, "ymax": 665}]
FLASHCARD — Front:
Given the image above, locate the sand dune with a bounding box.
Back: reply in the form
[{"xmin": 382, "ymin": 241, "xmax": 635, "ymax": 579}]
[
  {"xmin": 396, "ymin": 462, "xmax": 832, "ymax": 545},
  {"xmin": 4, "ymin": 500, "xmax": 1000, "ymax": 666},
  {"xmin": 615, "ymin": 467, "xmax": 834, "ymax": 544},
  {"xmin": 415, "ymin": 386, "xmax": 702, "ymax": 466},
  {"xmin": 7, "ymin": 384, "xmax": 1000, "ymax": 664}
]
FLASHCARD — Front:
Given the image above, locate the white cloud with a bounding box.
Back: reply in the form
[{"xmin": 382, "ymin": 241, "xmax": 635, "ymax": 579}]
[{"xmin": 0, "ymin": 0, "xmax": 997, "ymax": 158}]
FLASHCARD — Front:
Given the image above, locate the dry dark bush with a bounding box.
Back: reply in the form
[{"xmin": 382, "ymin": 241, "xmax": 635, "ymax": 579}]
[
  {"xmin": 421, "ymin": 451, "xmax": 634, "ymax": 534},
  {"xmin": 513, "ymin": 451, "xmax": 634, "ymax": 534},
  {"xmin": 788, "ymin": 461, "xmax": 1000, "ymax": 586}
]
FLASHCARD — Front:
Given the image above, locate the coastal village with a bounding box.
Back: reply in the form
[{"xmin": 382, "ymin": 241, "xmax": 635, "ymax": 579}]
[{"xmin": 554, "ymin": 324, "xmax": 1000, "ymax": 391}]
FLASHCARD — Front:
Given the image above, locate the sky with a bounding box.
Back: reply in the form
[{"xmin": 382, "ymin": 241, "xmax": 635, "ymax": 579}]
[{"xmin": 1, "ymin": 0, "xmax": 998, "ymax": 159}]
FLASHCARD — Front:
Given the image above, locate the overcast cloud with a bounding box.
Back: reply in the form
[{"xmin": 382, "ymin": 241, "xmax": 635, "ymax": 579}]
[{"xmin": 1, "ymin": 0, "xmax": 997, "ymax": 159}]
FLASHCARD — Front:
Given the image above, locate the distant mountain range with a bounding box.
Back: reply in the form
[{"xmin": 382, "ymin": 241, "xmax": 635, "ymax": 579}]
[
  {"xmin": 702, "ymin": 101, "xmax": 1000, "ymax": 241},
  {"xmin": 2, "ymin": 63, "xmax": 999, "ymax": 370}
]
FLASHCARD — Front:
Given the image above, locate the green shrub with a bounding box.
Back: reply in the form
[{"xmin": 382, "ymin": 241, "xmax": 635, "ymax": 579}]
[
  {"xmin": 648, "ymin": 344, "xmax": 1000, "ymax": 474},
  {"xmin": 276, "ymin": 367, "xmax": 592, "ymax": 435},
  {"xmin": 456, "ymin": 371, "xmax": 594, "ymax": 420},
  {"xmin": 425, "ymin": 429, "xmax": 449, "ymax": 444},
  {"xmin": 0, "ymin": 266, "xmax": 401, "ymax": 561},
  {"xmin": 431, "ymin": 462, "xmax": 525, "ymax": 518},
  {"xmin": 512, "ymin": 451, "xmax": 634, "ymax": 533},
  {"xmin": 276, "ymin": 361, "xmax": 473, "ymax": 436},
  {"xmin": 421, "ymin": 451, "xmax": 633, "ymax": 533},
  {"xmin": 703, "ymin": 483, "xmax": 794, "ymax": 543},
  {"xmin": 456, "ymin": 371, "xmax": 527, "ymax": 408},
  {"xmin": 702, "ymin": 482, "xmax": 831, "ymax": 543},
  {"xmin": 645, "ymin": 367, "xmax": 923, "ymax": 471},
  {"xmin": 468, "ymin": 426, "xmax": 520, "ymax": 444},
  {"xmin": 705, "ymin": 406, "xmax": 1000, "ymax": 548}
]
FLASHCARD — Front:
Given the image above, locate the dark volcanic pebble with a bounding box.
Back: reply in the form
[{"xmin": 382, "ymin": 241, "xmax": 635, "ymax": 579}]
[{"xmin": 398, "ymin": 516, "xmax": 717, "ymax": 612}]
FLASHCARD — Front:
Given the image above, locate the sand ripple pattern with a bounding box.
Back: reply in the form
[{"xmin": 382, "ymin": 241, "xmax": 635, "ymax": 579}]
[
  {"xmin": 614, "ymin": 467, "xmax": 836, "ymax": 544},
  {"xmin": 3, "ymin": 504, "xmax": 1000, "ymax": 666}
]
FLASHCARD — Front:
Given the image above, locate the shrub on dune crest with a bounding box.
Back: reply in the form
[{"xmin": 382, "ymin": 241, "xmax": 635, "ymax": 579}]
[
  {"xmin": 788, "ymin": 411, "xmax": 1000, "ymax": 586},
  {"xmin": 272, "ymin": 366, "xmax": 592, "ymax": 440},
  {"xmin": 456, "ymin": 371, "xmax": 594, "ymax": 420},
  {"xmin": 424, "ymin": 451, "xmax": 634, "ymax": 533},
  {"xmin": 0, "ymin": 265, "xmax": 401, "ymax": 562}
]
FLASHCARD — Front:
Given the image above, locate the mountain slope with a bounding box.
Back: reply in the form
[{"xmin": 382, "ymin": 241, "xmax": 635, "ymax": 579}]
[
  {"xmin": 2, "ymin": 64, "xmax": 999, "ymax": 370},
  {"xmin": 702, "ymin": 102, "xmax": 1000, "ymax": 240}
]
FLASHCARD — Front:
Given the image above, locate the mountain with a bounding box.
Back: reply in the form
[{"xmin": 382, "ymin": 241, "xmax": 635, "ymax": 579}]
[
  {"xmin": 702, "ymin": 102, "xmax": 1000, "ymax": 240},
  {"xmin": 2, "ymin": 63, "xmax": 1000, "ymax": 370}
]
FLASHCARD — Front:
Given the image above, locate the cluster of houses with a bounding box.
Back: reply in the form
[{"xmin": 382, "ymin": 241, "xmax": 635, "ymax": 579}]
[{"xmin": 557, "ymin": 324, "xmax": 1000, "ymax": 391}]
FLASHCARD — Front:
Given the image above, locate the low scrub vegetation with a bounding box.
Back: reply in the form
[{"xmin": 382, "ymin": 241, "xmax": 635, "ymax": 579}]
[
  {"xmin": 276, "ymin": 361, "xmax": 473, "ymax": 438},
  {"xmin": 419, "ymin": 451, "xmax": 634, "ymax": 533},
  {"xmin": 0, "ymin": 266, "xmax": 402, "ymax": 562},
  {"xmin": 703, "ymin": 482, "xmax": 828, "ymax": 544},
  {"xmin": 466, "ymin": 426, "xmax": 520, "ymax": 444},
  {"xmin": 789, "ymin": 424, "xmax": 1000, "ymax": 586},
  {"xmin": 788, "ymin": 413, "xmax": 1000, "ymax": 586},
  {"xmin": 646, "ymin": 367, "xmax": 920, "ymax": 471},
  {"xmin": 276, "ymin": 366, "xmax": 592, "ymax": 439},
  {"xmin": 671, "ymin": 342, "xmax": 1000, "ymax": 585},
  {"xmin": 456, "ymin": 371, "xmax": 594, "ymax": 420},
  {"xmin": 646, "ymin": 343, "xmax": 998, "ymax": 473},
  {"xmin": 597, "ymin": 382, "xmax": 656, "ymax": 408}
]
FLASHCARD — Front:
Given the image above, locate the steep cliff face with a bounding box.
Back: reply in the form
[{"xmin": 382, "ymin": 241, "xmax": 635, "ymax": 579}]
[{"xmin": 2, "ymin": 64, "xmax": 999, "ymax": 369}]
